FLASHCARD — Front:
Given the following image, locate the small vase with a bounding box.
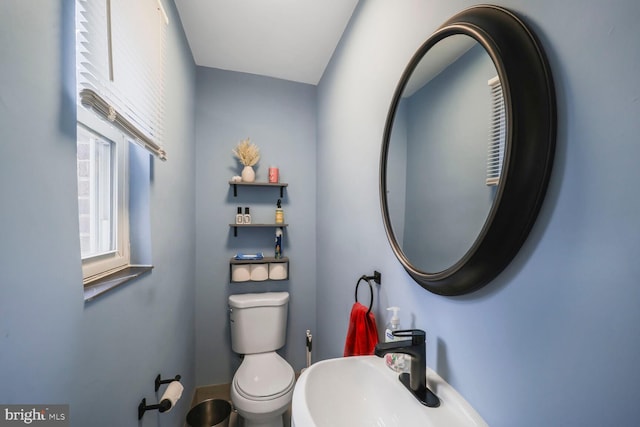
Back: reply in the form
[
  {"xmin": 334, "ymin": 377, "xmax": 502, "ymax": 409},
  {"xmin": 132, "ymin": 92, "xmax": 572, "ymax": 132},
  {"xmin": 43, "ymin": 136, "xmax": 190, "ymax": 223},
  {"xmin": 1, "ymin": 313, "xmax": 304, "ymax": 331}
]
[{"xmin": 241, "ymin": 165, "xmax": 256, "ymax": 183}]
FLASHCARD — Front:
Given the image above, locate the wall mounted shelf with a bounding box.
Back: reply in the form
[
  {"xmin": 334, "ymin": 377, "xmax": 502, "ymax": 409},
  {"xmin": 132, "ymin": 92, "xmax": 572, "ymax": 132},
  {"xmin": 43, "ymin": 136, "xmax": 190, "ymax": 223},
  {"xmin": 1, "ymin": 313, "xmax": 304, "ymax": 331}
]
[
  {"xmin": 227, "ymin": 180, "xmax": 290, "ymax": 283},
  {"xmin": 229, "ymin": 181, "xmax": 288, "ymax": 197},
  {"xmin": 229, "ymin": 223, "xmax": 287, "ymax": 237},
  {"xmin": 230, "ymin": 257, "xmax": 289, "ymax": 282}
]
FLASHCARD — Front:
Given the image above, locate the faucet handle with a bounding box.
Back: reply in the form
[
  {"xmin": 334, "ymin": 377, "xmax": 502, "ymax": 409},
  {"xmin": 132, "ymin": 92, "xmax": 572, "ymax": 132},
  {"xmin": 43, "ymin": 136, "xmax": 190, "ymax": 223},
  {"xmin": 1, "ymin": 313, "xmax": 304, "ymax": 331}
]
[{"xmin": 392, "ymin": 329, "xmax": 425, "ymax": 345}]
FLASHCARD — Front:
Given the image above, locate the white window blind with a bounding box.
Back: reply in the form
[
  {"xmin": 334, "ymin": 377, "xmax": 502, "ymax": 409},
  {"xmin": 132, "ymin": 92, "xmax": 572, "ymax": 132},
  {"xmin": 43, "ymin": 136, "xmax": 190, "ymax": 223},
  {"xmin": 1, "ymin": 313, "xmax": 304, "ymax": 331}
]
[
  {"xmin": 76, "ymin": 0, "xmax": 168, "ymax": 160},
  {"xmin": 486, "ymin": 75, "xmax": 506, "ymax": 186}
]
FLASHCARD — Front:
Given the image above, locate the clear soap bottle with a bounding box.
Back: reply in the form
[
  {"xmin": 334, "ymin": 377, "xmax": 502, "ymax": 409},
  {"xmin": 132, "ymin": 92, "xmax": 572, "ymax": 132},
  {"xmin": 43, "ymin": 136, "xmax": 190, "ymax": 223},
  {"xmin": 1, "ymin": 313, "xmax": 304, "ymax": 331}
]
[{"xmin": 385, "ymin": 307, "xmax": 406, "ymax": 372}]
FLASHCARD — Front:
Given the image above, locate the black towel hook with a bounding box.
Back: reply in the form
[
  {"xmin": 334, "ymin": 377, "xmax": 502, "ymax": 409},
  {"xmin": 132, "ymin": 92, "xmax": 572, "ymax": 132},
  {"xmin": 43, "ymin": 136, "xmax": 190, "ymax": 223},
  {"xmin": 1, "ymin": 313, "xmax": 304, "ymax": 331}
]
[{"xmin": 355, "ymin": 271, "xmax": 381, "ymax": 314}]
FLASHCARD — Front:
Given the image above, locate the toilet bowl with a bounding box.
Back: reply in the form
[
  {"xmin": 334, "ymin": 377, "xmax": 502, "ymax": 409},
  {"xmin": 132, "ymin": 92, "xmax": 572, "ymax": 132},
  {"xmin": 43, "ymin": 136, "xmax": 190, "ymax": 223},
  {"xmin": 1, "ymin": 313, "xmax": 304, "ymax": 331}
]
[
  {"xmin": 231, "ymin": 353, "xmax": 295, "ymax": 427},
  {"xmin": 228, "ymin": 292, "xmax": 294, "ymax": 427}
]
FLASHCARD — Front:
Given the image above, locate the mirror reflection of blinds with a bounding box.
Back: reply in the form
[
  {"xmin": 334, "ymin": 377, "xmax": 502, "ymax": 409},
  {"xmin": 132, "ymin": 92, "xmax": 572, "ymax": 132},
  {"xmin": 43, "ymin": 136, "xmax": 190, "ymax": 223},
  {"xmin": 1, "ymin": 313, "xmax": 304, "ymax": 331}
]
[
  {"xmin": 76, "ymin": 0, "xmax": 168, "ymax": 160},
  {"xmin": 486, "ymin": 76, "xmax": 505, "ymax": 185}
]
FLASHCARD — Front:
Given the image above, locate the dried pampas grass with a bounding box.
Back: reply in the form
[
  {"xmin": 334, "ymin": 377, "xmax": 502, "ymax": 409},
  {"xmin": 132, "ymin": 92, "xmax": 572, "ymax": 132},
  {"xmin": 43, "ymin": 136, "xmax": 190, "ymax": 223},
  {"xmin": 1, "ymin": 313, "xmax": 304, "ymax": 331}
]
[{"xmin": 232, "ymin": 138, "xmax": 260, "ymax": 166}]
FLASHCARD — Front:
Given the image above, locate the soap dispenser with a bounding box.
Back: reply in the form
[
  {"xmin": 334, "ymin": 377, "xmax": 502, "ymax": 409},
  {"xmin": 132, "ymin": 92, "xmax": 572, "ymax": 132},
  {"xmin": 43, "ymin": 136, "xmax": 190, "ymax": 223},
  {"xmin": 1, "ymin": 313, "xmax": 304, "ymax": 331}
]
[
  {"xmin": 275, "ymin": 199, "xmax": 284, "ymax": 224},
  {"xmin": 385, "ymin": 307, "xmax": 406, "ymax": 372},
  {"xmin": 235, "ymin": 207, "xmax": 244, "ymax": 224}
]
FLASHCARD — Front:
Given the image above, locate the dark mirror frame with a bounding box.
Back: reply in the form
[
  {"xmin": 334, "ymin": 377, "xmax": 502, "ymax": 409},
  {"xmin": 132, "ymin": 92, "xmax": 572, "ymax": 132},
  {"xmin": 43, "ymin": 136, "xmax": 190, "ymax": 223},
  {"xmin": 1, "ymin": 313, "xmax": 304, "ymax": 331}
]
[{"xmin": 380, "ymin": 5, "xmax": 556, "ymax": 296}]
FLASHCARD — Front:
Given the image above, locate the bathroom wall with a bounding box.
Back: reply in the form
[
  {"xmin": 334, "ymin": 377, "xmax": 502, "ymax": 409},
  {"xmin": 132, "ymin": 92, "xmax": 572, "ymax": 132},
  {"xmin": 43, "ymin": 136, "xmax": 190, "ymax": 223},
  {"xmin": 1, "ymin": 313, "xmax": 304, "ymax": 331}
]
[
  {"xmin": 316, "ymin": 0, "xmax": 640, "ymax": 426},
  {"xmin": 0, "ymin": 1, "xmax": 197, "ymax": 426},
  {"xmin": 194, "ymin": 67, "xmax": 317, "ymax": 386}
]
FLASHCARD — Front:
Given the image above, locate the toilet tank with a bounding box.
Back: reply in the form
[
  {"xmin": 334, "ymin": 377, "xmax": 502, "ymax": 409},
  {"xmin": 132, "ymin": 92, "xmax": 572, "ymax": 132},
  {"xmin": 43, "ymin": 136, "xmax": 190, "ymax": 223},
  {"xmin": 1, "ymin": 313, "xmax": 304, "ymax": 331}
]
[{"xmin": 229, "ymin": 292, "xmax": 289, "ymax": 354}]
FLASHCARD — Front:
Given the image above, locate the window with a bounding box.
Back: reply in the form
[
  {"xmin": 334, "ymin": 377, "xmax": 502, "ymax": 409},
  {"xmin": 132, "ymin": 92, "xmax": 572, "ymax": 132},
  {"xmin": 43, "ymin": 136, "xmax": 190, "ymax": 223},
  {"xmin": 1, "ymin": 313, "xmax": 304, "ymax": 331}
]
[
  {"xmin": 76, "ymin": 116, "xmax": 130, "ymax": 283},
  {"xmin": 77, "ymin": 126, "xmax": 115, "ymax": 257},
  {"xmin": 75, "ymin": 0, "xmax": 167, "ymax": 287}
]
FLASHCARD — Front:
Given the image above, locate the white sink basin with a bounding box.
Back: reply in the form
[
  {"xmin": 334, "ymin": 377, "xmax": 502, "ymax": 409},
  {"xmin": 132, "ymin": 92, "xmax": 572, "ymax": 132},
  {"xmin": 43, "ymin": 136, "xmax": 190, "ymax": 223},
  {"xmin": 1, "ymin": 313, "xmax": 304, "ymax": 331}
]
[{"xmin": 292, "ymin": 356, "xmax": 487, "ymax": 427}]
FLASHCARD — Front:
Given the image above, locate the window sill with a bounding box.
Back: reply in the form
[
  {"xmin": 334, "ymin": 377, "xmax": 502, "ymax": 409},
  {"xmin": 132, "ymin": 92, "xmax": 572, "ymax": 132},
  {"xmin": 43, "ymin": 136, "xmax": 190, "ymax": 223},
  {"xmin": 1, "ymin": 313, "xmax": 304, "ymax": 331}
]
[{"xmin": 83, "ymin": 265, "xmax": 153, "ymax": 303}]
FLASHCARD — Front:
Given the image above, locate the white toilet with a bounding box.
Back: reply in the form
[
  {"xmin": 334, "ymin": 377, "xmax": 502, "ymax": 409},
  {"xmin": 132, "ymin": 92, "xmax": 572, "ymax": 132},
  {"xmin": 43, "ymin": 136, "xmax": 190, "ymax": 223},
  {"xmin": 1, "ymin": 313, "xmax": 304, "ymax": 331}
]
[{"xmin": 229, "ymin": 292, "xmax": 295, "ymax": 427}]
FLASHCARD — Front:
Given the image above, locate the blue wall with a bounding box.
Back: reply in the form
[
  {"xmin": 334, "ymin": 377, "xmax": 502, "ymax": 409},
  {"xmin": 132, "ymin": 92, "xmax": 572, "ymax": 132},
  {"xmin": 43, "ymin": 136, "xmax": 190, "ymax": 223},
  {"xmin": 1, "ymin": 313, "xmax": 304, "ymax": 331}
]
[
  {"xmin": 0, "ymin": 1, "xmax": 196, "ymax": 426},
  {"xmin": 317, "ymin": 0, "xmax": 640, "ymax": 426},
  {"xmin": 194, "ymin": 67, "xmax": 317, "ymax": 385}
]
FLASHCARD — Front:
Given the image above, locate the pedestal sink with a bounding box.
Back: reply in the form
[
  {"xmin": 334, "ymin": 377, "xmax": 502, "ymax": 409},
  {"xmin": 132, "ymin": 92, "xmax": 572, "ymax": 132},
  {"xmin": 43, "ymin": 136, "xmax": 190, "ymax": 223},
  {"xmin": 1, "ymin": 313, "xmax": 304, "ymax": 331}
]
[{"xmin": 292, "ymin": 356, "xmax": 487, "ymax": 427}]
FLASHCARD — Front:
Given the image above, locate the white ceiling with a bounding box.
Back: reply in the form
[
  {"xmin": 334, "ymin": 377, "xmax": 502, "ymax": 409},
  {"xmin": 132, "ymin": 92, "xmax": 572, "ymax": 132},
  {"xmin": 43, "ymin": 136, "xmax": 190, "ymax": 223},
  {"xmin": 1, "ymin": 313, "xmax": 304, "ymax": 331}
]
[{"xmin": 174, "ymin": 0, "xmax": 360, "ymax": 85}]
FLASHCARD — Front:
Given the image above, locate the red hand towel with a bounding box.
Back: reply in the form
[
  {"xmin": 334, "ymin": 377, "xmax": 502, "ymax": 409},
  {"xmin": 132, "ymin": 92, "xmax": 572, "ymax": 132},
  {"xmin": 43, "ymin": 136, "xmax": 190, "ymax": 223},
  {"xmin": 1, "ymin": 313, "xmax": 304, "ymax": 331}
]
[{"xmin": 343, "ymin": 302, "xmax": 379, "ymax": 357}]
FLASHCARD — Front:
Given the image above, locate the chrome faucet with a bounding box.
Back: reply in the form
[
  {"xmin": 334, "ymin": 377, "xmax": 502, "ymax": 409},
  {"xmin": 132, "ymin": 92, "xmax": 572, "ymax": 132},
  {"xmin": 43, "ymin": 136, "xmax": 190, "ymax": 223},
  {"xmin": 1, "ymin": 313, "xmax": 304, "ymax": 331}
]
[{"xmin": 374, "ymin": 329, "xmax": 440, "ymax": 407}]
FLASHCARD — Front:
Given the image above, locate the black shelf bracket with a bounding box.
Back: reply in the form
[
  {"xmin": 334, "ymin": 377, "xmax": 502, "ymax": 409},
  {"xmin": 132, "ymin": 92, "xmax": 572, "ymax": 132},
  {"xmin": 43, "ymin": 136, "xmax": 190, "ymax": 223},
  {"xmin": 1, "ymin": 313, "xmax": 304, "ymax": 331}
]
[
  {"xmin": 229, "ymin": 223, "xmax": 287, "ymax": 237},
  {"xmin": 229, "ymin": 181, "xmax": 288, "ymax": 198}
]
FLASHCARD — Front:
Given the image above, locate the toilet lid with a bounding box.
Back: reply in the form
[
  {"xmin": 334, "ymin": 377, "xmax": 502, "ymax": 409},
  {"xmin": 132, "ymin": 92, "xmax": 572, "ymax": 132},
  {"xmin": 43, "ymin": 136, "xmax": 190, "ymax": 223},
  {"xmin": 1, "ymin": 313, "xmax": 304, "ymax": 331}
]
[{"xmin": 234, "ymin": 353, "xmax": 294, "ymax": 400}]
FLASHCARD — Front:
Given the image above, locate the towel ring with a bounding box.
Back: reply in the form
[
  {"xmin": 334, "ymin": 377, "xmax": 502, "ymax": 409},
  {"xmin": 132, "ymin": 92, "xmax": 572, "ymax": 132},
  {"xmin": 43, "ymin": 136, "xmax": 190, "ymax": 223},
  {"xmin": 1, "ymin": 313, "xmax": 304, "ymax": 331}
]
[{"xmin": 355, "ymin": 275, "xmax": 374, "ymax": 314}]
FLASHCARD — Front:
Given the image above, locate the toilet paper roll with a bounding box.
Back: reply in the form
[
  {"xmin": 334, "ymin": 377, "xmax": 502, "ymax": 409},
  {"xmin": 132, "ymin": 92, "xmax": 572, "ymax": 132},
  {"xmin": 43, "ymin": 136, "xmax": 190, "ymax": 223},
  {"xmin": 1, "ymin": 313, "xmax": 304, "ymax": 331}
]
[
  {"xmin": 231, "ymin": 265, "xmax": 251, "ymax": 282},
  {"xmin": 160, "ymin": 380, "xmax": 184, "ymax": 412},
  {"xmin": 250, "ymin": 263, "xmax": 268, "ymax": 281},
  {"xmin": 269, "ymin": 262, "xmax": 288, "ymax": 280}
]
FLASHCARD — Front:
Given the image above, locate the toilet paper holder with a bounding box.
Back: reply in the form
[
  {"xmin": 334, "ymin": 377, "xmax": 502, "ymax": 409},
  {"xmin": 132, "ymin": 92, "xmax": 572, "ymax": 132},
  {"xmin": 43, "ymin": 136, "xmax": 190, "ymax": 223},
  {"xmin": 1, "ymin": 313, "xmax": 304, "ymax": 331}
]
[
  {"xmin": 155, "ymin": 374, "xmax": 181, "ymax": 392},
  {"xmin": 137, "ymin": 374, "xmax": 182, "ymax": 420}
]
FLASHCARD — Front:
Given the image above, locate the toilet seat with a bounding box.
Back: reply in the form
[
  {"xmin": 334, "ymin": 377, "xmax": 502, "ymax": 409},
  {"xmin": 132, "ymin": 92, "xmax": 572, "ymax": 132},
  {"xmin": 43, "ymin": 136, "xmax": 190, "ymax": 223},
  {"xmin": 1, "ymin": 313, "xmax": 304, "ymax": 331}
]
[{"xmin": 234, "ymin": 353, "xmax": 295, "ymax": 401}]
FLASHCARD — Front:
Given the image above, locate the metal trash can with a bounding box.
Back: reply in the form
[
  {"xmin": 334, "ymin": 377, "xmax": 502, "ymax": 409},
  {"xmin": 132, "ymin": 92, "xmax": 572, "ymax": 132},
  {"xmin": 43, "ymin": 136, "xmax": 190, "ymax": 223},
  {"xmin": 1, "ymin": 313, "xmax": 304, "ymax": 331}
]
[{"xmin": 186, "ymin": 399, "xmax": 231, "ymax": 427}]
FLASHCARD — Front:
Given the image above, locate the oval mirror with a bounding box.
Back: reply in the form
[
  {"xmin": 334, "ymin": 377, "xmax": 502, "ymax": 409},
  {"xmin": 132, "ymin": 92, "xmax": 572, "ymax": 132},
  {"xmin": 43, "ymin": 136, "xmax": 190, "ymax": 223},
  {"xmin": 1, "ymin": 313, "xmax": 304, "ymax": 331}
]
[{"xmin": 380, "ymin": 5, "xmax": 556, "ymax": 296}]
